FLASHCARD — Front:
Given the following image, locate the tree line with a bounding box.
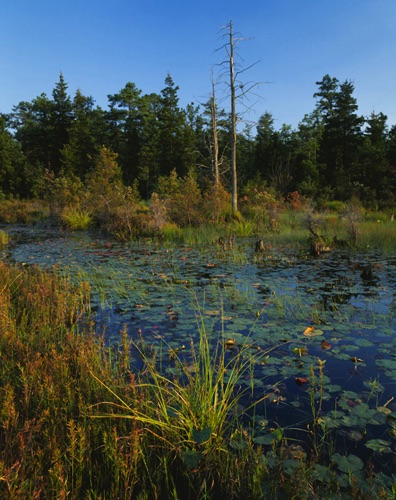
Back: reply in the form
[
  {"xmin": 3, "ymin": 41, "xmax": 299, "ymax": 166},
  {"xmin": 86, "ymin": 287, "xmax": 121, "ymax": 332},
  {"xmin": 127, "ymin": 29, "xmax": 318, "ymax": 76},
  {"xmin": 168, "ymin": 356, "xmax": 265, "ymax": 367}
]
[{"xmin": 1, "ymin": 72, "xmax": 395, "ymax": 208}]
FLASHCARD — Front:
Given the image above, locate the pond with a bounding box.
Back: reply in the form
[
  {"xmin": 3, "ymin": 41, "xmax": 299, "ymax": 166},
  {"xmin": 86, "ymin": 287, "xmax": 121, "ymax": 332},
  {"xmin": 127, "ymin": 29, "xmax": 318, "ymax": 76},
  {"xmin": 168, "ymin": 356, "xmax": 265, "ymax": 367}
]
[{"xmin": 2, "ymin": 224, "xmax": 396, "ymax": 485}]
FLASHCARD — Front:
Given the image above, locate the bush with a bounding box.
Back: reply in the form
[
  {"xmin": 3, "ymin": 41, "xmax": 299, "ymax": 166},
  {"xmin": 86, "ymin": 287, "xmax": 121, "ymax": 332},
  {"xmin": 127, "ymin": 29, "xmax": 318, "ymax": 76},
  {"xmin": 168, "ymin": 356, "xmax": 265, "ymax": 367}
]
[
  {"xmin": 321, "ymin": 200, "xmax": 346, "ymax": 213},
  {"xmin": 0, "ymin": 199, "xmax": 49, "ymax": 224}
]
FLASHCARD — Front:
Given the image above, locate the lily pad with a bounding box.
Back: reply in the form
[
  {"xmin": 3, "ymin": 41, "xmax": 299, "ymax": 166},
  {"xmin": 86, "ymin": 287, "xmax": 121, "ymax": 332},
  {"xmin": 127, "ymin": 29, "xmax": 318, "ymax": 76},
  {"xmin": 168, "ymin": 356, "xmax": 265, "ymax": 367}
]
[
  {"xmin": 332, "ymin": 453, "xmax": 364, "ymax": 474},
  {"xmin": 303, "ymin": 326, "xmax": 324, "ymax": 337},
  {"xmin": 364, "ymin": 439, "xmax": 392, "ymax": 453}
]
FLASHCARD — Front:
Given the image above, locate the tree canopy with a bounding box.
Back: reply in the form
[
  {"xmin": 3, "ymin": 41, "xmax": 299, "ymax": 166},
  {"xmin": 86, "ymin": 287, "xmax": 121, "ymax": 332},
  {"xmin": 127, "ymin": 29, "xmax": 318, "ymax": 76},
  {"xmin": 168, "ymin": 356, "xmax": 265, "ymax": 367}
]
[{"xmin": 2, "ymin": 71, "xmax": 395, "ymax": 207}]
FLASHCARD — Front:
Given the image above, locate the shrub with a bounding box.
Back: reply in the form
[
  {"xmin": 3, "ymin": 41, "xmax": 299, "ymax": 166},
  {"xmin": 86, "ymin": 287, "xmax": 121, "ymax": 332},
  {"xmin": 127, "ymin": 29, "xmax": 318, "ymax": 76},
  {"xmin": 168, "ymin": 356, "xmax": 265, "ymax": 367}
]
[
  {"xmin": 34, "ymin": 169, "xmax": 84, "ymax": 215},
  {"xmin": 0, "ymin": 199, "xmax": 49, "ymax": 224},
  {"xmin": 203, "ymin": 183, "xmax": 232, "ymax": 224},
  {"xmin": 154, "ymin": 170, "xmax": 203, "ymax": 227},
  {"xmin": 322, "ymin": 200, "xmax": 346, "ymax": 213}
]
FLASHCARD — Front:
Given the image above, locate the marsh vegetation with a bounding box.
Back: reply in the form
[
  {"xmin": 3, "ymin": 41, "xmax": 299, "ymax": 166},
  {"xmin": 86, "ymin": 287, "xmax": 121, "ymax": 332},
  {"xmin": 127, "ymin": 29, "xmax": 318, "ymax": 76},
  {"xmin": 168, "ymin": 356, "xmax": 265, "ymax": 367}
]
[{"xmin": 0, "ymin": 212, "xmax": 395, "ymax": 498}]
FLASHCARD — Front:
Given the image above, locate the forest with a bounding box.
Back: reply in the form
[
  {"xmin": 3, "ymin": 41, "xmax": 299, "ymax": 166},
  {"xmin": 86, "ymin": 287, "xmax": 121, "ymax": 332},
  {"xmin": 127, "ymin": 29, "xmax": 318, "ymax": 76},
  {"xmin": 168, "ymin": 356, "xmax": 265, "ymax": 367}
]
[{"xmin": 0, "ymin": 71, "xmax": 395, "ymax": 234}]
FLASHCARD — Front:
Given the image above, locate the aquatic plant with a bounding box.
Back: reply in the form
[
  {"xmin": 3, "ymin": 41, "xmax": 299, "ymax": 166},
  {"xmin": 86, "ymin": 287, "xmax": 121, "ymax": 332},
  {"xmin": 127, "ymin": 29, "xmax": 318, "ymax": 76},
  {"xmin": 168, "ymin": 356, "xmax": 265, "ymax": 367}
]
[
  {"xmin": 91, "ymin": 300, "xmax": 276, "ymax": 490},
  {"xmin": 1, "ymin": 227, "xmax": 396, "ymax": 497}
]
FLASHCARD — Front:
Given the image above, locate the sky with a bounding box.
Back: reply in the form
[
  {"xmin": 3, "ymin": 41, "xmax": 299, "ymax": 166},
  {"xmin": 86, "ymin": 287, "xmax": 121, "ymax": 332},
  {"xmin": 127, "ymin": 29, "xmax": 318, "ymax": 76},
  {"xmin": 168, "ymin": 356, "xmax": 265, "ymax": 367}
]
[{"xmin": 1, "ymin": 0, "xmax": 396, "ymax": 130}]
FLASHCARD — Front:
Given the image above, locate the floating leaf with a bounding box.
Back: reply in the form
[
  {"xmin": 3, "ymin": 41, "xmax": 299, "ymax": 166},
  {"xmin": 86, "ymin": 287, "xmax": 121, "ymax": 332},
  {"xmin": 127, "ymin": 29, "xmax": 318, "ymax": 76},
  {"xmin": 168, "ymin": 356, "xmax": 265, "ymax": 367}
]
[
  {"xmin": 292, "ymin": 346, "xmax": 308, "ymax": 356},
  {"xmin": 332, "ymin": 453, "xmax": 364, "ymax": 474},
  {"xmin": 295, "ymin": 377, "xmax": 309, "ymax": 385},
  {"xmin": 303, "ymin": 326, "xmax": 315, "ymax": 336},
  {"xmin": 350, "ymin": 356, "xmax": 364, "ymax": 363},
  {"xmin": 365, "ymin": 439, "xmax": 392, "ymax": 453},
  {"xmin": 205, "ymin": 310, "xmax": 220, "ymax": 316},
  {"xmin": 376, "ymin": 406, "xmax": 391, "ymax": 415},
  {"xmin": 321, "ymin": 340, "xmax": 332, "ymax": 349}
]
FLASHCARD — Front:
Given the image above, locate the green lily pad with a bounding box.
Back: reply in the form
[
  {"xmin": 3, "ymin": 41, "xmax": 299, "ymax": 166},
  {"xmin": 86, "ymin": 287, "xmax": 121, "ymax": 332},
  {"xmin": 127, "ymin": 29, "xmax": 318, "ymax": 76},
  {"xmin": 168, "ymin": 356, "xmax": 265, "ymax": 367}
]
[
  {"xmin": 332, "ymin": 453, "xmax": 364, "ymax": 474},
  {"xmin": 364, "ymin": 439, "xmax": 392, "ymax": 453}
]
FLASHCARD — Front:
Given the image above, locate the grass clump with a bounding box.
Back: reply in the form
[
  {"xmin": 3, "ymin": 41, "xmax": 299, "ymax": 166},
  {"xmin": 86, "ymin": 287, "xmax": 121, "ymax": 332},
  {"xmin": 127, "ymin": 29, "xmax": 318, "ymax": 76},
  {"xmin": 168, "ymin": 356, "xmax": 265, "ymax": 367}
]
[
  {"xmin": 0, "ymin": 229, "xmax": 9, "ymax": 245},
  {"xmin": 61, "ymin": 206, "xmax": 93, "ymax": 230},
  {"xmin": 92, "ymin": 303, "xmax": 275, "ymax": 496}
]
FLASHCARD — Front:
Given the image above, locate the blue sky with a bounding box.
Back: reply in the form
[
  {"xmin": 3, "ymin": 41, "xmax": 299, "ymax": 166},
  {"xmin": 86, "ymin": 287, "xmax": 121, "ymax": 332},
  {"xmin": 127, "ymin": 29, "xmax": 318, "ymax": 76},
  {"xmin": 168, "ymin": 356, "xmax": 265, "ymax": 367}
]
[{"xmin": 1, "ymin": 0, "xmax": 396, "ymax": 129}]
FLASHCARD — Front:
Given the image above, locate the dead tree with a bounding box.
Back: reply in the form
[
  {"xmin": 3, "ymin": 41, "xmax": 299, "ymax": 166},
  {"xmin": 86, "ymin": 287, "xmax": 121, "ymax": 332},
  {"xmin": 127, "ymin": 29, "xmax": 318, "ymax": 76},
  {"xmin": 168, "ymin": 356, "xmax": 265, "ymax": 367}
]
[{"xmin": 216, "ymin": 20, "xmax": 262, "ymax": 214}]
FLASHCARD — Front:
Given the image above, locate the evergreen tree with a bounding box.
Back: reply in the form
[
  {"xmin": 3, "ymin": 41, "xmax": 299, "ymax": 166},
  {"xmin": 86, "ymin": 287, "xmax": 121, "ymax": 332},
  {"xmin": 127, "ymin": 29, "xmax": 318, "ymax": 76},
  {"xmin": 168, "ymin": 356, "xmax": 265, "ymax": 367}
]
[
  {"xmin": 137, "ymin": 92, "xmax": 162, "ymax": 198},
  {"xmin": 294, "ymin": 112, "xmax": 322, "ymax": 197},
  {"xmin": 314, "ymin": 75, "xmax": 364, "ymax": 199},
  {"xmin": 51, "ymin": 72, "xmax": 73, "ymax": 174},
  {"xmin": 254, "ymin": 112, "xmax": 296, "ymax": 194},
  {"xmin": 157, "ymin": 73, "xmax": 189, "ymax": 177},
  {"xmin": 107, "ymin": 82, "xmax": 143, "ymax": 185},
  {"xmin": 0, "ymin": 115, "xmax": 27, "ymax": 196},
  {"xmin": 10, "ymin": 93, "xmax": 54, "ymax": 171},
  {"xmin": 356, "ymin": 112, "xmax": 389, "ymax": 204},
  {"xmin": 60, "ymin": 90, "xmax": 104, "ymax": 179}
]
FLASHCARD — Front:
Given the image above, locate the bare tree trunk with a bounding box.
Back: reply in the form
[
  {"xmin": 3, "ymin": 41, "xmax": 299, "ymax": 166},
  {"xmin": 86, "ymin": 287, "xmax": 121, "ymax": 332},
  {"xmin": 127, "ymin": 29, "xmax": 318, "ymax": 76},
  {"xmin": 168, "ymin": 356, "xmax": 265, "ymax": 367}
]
[
  {"xmin": 210, "ymin": 76, "xmax": 220, "ymax": 186},
  {"xmin": 229, "ymin": 20, "xmax": 238, "ymax": 213}
]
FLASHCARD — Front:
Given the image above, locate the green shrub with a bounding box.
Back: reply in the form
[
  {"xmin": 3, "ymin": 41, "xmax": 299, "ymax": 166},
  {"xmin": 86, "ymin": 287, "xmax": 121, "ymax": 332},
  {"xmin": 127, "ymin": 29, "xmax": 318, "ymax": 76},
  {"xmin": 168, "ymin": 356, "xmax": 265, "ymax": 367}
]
[{"xmin": 322, "ymin": 200, "xmax": 346, "ymax": 213}]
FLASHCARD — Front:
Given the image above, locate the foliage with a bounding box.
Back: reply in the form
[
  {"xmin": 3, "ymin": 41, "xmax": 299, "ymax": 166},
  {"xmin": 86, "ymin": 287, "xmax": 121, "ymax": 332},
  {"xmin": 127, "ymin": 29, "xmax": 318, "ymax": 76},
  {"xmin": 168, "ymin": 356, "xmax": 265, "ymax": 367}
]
[
  {"xmin": 84, "ymin": 147, "xmax": 150, "ymax": 239},
  {"xmin": 2, "ymin": 72, "xmax": 395, "ymax": 212},
  {"xmin": 32, "ymin": 167, "xmax": 84, "ymax": 215},
  {"xmin": 0, "ymin": 229, "xmax": 9, "ymax": 245},
  {"xmin": 203, "ymin": 182, "xmax": 232, "ymax": 224},
  {"xmin": 0, "ymin": 199, "xmax": 49, "ymax": 224},
  {"xmin": 61, "ymin": 206, "xmax": 93, "ymax": 230},
  {"xmin": 1, "ymin": 228, "xmax": 396, "ymax": 497}
]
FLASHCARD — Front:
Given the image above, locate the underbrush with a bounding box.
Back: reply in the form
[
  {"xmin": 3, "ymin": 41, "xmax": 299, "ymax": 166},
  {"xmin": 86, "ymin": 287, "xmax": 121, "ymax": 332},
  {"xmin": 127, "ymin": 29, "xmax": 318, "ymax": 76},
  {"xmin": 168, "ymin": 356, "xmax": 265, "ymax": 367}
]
[
  {"xmin": 0, "ymin": 191, "xmax": 394, "ymax": 253},
  {"xmin": 0, "ymin": 262, "xmax": 392, "ymax": 498},
  {"xmin": 0, "ymin": 199, "xmax": 49, "ymax": 224}
]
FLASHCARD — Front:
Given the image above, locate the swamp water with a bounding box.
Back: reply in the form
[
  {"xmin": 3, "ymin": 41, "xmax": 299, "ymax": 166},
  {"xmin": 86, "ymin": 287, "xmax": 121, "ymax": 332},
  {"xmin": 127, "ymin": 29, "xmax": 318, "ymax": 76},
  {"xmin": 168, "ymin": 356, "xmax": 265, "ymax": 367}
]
[{"xmin": 2, "ymin": 225, "xmax": 396, "ymax": 488}]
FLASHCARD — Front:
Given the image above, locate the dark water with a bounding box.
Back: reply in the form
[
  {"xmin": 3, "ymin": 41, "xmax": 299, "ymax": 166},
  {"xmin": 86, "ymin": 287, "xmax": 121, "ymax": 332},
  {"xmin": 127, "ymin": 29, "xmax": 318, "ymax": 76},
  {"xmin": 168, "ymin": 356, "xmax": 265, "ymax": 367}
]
[{"xmin": 2, "ymin": 224, "xmax": 396, "ymax": 481}]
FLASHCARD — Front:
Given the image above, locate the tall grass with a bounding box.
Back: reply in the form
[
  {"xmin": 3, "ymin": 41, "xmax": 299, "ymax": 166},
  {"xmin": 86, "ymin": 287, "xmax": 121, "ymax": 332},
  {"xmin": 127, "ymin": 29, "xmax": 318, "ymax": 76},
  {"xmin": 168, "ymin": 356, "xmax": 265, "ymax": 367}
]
[
  {"xmin": 0, "ymin": 199, "xmax": 49, "ymax": 224},
  {"xmin": 358, "ymin": 220, "xmax": 396, "ymax": 253},
  {"xmin": 0, "ymin": 262, "xmax": 391, "ymax": 498},
  {"xmin": 0, "ymin": 229, "xmax": 9, "ymax": 245},
  {"xmin": 61, "ymin": 206, "xmax": 93, "ymax": 230},
  {"xmin": 91, "ymin": 302, "xmax": 274, "ymax": 481}
]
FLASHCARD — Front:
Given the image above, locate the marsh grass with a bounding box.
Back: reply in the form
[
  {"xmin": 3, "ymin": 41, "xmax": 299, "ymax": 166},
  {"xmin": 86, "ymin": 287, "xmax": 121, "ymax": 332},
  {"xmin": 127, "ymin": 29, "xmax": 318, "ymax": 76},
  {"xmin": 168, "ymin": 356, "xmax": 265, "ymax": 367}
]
[
  {"xmin": 0, "ymin": 261, "xmax": 392, "ymax": 498},
  {"xmin": 0, "ymin": 229, "xmax": 9, "ymax": 245},
  {"xmin": 61, "ymin": 206, "xmax": 93, "ymax": 230},
  {"xmin": 358, "ymin": 220, "xmax": 396, "ymax": 253}
]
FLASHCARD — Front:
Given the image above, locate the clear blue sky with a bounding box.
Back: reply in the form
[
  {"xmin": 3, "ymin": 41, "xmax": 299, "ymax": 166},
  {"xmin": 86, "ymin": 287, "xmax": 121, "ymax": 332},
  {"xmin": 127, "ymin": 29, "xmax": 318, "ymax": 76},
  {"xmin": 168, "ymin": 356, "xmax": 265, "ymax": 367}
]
[{"xmin": 1, "ymin": 0, "xmax": 395, "ymax": 129}]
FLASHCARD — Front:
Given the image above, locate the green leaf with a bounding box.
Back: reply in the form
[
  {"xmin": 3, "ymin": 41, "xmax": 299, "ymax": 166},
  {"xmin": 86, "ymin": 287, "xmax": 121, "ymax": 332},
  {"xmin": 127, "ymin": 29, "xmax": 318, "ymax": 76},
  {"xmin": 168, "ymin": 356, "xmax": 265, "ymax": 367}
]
[
  {"xmin": 192, "ymin": 427, "xmax": 211, "ymax": 445},
  {"xmin": 365, "ymin": 439, "xmax": 392, "ymax": 453},
  {"xmin": 182, "ymin": 449, "xmax": 202, "ymax": 469},
  {"xmin": 332, "ymin": 453, "xmax": 364, "ymax": 474}
]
